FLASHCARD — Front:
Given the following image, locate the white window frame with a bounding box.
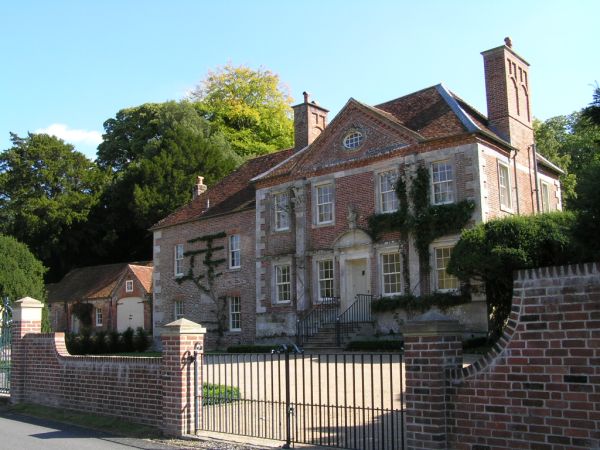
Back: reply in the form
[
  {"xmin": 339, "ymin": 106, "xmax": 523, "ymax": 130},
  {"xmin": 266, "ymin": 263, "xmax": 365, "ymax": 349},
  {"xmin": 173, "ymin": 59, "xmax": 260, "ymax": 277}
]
[
  {"xmin": 125, "ymin": 279, "xmax": 133, "ymax": 292},
  {"xmin": 433, "ymin": 245, "xmax": 459, "ymax": 292},
  {"xmin": 498, "ymin": 161, "xmax": 513, "ymax": 211},
  {"xmin": 174, "ymin": 244, "xmax": 184, "ymax": 277},
  {"xmin": 431, "ymin": 160, "xmax": 455, "ymax": 205},
  {"xmin": 229, "ymin": 296, "xmax": 241, "ymax": 331},
  {"xmin": 274, "ymin": 192, "xmax": 290, "ymax": 231},
  {"xmin": 274, "ymin": 263, "xmax": 292, "ymax": 303},
  {"xmin": 540, "ymin": 180, "xmax": 550, "ymax": 213},
  {"xmin": 95, "ymin": 307, "xmax": 103, "ymax": 327},
  {"xmin": 229, "ymin": 234, "xmax": 241, "ymax": 269},
  {"xmin": 380, "ymin": 251, "xmax": 402, "ymax": 296},
  {"xmin": 174, "ymin": 300, "xmax": 184, "ymax": 320},
  {"xmin": 315, "ymin": 182, "xmax": 334, "ymax": 225},
  {"xmin": 316, "ymin": 258, "xmax": 335, "ymax": 302},
  {"xmin": 378, "ymin": 170, "xmax": 399, "ymax": 213}
]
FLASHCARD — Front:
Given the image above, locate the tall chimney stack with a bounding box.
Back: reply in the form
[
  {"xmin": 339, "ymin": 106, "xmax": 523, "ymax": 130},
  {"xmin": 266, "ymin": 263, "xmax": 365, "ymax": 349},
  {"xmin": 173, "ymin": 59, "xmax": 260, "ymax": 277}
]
[
  {"xmin": 292, "ymin": 91, "xmax": 329, "ymax": 151},
  {"xmin": 481, "ymin": 37, "xmax": 533, "ymax": 150}
]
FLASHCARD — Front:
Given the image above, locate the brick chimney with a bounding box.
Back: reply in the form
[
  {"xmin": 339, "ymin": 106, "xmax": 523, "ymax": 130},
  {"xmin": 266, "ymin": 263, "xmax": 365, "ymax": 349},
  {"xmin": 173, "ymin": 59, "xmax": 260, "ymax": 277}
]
[
  {"xmin": 192, "ymin": 176, "xmax": 207, "ymax": 199},
  {"xmin": 481, "ymin": 37, "xmax": 533, "ymax": 151},
  {"xmin": 292, "ymin": 91, "xmax": 329, "ymax": 150}
]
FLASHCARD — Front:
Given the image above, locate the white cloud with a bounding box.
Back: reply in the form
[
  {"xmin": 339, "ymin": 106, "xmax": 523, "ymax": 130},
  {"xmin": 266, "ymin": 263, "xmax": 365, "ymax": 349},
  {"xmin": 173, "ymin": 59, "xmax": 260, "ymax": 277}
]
[{"xmin": 35, "ymin": 123, "xmax": 103, "ymax": 147}]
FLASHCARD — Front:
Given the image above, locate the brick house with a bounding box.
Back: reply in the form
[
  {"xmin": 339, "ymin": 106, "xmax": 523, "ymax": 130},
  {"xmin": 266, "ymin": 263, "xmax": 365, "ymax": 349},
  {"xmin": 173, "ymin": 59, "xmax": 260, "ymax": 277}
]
[
  {"xmin": 151, "ymin": 39, "xmax": 562, "ymax": 349},
  {"xmin": 47, "ymin": 262, "xmax": 153, "ymax": 333}
]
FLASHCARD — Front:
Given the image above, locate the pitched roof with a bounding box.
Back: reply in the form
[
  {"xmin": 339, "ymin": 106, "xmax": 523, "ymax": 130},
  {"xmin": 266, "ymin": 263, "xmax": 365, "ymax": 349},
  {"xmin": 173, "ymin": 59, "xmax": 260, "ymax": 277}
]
[
  {"xmin": 47, "ymin": 262, "xmax": 152, "ymax": 303},
  {"xmin": 151, "ymin": 148, "xmax": 295, "ymax": 230}
]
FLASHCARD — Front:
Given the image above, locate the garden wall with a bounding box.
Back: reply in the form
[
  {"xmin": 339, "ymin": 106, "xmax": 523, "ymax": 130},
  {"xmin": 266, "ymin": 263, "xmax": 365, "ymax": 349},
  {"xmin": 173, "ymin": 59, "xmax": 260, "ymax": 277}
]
[
  {"xmin": 11, "ymin": 298, "xmax": 204, "ymax": 436},
  {"xmin": 404, "ymin": 262, "xmax": 600, "ymax": 450}
]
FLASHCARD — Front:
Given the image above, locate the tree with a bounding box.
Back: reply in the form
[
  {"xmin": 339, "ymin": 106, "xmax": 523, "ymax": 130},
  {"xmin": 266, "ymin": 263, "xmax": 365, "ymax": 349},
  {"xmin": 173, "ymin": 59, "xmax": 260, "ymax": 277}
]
[
  {"xmin": 447, "ymin": 212, "xmax": 579, "ymax": 339},
  {"xmin": 0, "ymin": 133, "xmax": 107, "ymax": 281},
  {"xmin": 96, "ymin": 101, "xmax": 241, "ymax": 263},
  {"xmin": 582, "ymin": 83, "xmax": 600, "ymax": 125},
  {"xmin": 533, "ymin": 113, "xmax": 600, "ymax": 207},
  {"xmin": 189, "ymin": 64, "xmax": 294, "ymax": 158},
  {"xmin": 0, "ymin": 234, "xmax": 46, "ymax": 301}
]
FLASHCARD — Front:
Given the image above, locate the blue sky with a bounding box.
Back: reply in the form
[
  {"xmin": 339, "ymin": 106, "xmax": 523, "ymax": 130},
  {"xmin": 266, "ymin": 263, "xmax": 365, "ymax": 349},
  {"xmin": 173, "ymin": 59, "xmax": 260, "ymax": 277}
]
[{"xmin": 1, "ymin": 0, "xmax": 598, "ymax": 160}]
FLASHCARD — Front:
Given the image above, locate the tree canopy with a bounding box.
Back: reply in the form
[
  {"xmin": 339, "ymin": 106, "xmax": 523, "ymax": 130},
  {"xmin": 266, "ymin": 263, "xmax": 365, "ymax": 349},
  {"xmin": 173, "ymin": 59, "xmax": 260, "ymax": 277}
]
[
  {"xmin": 0, "ymin": 234, "xmax": 46, "ymax": 301},
  {"xmin": 534, "ymin": 112, "xmax": 600, "ymax": 207},
  {"xmin": 0, "ymin": 133, "xmax": 106, "ymax": 281},
  {"xmin": 96, "ymin": 101, "xmax": 241, "ymax": 263},
  {"xmin": 189, "ymin": 64, "xmax": 294, "ymax": 158}
]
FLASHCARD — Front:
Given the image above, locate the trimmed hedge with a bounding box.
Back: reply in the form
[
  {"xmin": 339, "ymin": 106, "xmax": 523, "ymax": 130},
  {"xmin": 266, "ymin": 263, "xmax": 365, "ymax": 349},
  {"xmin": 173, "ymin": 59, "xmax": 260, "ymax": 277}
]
[
  {"xmin": 66, "ymin": 327, "xmax": 151, "ymax": 355},
  {"xmin": 371, "ymin": 292, "xmax": 470, "ymax": 314}
]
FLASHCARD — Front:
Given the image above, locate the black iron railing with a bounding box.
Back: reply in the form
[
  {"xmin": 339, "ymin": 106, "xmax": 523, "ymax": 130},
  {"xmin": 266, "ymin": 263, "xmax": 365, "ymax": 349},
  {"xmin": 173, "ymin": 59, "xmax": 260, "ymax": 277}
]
[
  {"xmin": 196, "ymin": 351, "xmax": 405, "ymax": 450},
  {"xmin": 296, "ymin": 297, "xmax": 339, "ymax": 346},
  {"xmin": 336, "ymin": 294, "xmax": 373, "ymax": 346}
]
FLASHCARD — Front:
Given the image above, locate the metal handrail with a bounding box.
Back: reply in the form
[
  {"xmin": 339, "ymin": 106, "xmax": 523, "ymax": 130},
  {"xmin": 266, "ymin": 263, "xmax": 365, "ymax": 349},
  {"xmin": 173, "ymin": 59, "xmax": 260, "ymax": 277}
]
[
  {"xmin": 336, "ymin": 294, "xmax": 374, "ymax": 346},
  {"xmin": 296, "ymin": 297, "xmax": 339, "ymax": 346}
]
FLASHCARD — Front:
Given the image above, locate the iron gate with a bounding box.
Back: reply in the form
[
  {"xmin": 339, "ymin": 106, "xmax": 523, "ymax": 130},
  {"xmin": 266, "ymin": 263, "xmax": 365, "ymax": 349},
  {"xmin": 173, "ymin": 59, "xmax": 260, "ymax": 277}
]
[
  {"xmin": 194, "ymin": 348, "xmax": 404, "ymax": 449},
  {"xmin": 0, "ymin": 297, "xmax": 12, "ymax": 394}
]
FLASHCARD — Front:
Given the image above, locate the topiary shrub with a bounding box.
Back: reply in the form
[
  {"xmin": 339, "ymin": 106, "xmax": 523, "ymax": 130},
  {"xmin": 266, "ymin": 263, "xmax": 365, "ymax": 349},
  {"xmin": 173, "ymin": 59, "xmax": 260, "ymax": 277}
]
[
  {"xmin": 93, "ymin": 330, "xmax": 109, "ymax": 354},
  {"xmin": 448, "ymin": 211, "xmax": 579, "ymax": 339},
  {"xmin": 134, "ymin": 327, "xmax": 151, "ymax": 352},
  {"xmin": 121, "ymin": 327, "xmax": 135, "ymax": 353}
]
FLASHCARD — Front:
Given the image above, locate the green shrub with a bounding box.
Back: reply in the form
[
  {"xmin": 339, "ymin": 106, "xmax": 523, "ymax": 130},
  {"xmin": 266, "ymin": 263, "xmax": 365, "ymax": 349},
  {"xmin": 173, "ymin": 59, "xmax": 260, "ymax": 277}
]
[
  {"xmin": 448, "ymin": 211, "xmax": 579, "ymax": 339},
  {"xmin": 93, "ymin": 330, "xmax": 108, "ymax": 354},
  {"xmin": 108, "ymin": 330, "xmax": 121, "ymax": 353},
  {"xmin": 202, "ymin": 383, "xmax": 241, "ymax": 405},
  {"xmin": 121, "ymin": 327, "xmax": 135, "ymax": 352},
  {"xmin": 134, "ymin": 327, "xmax": 150, "ymax": 352},
  {"xmin": 371, "ymin": 292, "xmax": 470, "ymax": 314},
  {"xmin": 80, "ymin": 328, "xmax": 93, "ymax": 354},
  {"xmin": 345, "ymin": 340, "xmax": 404, "ymax": 351}
]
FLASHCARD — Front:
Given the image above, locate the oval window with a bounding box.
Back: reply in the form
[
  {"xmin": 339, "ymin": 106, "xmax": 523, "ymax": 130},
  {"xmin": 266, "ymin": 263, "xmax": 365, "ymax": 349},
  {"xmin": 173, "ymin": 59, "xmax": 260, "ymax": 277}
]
[{"xmin": 343, "ymin": 131, "xmax": 364, "ymax": 149}]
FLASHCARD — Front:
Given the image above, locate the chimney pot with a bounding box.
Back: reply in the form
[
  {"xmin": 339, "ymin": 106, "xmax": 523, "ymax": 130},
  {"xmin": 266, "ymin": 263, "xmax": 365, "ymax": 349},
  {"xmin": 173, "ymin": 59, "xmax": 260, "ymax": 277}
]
[
  {"xmin": 303, "ymin": 91, "xmax": 309, "ymax": 103},
  {"xmin": 192, "ymin": 175, "xmax": 207, "ymax": 199}
]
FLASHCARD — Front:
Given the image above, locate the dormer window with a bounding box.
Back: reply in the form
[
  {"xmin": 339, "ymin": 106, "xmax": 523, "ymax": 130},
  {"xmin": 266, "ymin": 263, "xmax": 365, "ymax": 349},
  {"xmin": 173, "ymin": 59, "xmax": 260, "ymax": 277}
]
[{"xmin": 343, "ymin": 130, "xmax": 364, "ymax": 149}]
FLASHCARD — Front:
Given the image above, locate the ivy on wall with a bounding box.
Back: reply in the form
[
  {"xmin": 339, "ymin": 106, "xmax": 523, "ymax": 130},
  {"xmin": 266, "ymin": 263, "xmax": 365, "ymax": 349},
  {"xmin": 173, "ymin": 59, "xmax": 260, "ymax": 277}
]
[
  {"xmin": 71, "ymin": 302, "xmax": 94, "ymax": 329},
  {"xmin": 176, "ymin": 231, "xmax": 228, "ymax": 337},
  {"xmin": 371, "ymin": 291, "xmax": 470, "ymax": 315},
  {"xmin": 368, "ymin": 165, "xmax": 475, "ymax": 289}
]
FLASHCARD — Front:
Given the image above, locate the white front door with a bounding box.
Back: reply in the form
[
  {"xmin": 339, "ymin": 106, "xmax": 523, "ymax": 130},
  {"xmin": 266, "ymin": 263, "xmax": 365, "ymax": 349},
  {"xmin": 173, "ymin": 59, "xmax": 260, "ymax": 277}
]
[{"xmin": 343, "ymin": 258, "xmax": 370, "ymax": 311}]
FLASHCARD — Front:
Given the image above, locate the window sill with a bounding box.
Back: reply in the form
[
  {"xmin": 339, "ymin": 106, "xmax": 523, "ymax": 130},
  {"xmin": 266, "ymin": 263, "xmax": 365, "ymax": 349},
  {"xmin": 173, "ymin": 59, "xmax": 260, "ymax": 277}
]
[{"xmin": 312, "ymin": 221, "xmax": 335, "ymax": 229}]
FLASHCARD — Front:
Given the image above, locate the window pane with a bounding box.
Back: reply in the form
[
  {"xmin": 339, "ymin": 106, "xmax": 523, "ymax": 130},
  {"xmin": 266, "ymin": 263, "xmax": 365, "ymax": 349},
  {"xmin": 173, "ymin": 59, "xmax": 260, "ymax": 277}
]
[
  {"xmin": 274, "ymin": 193, "xmax": 290, "ymax": 230},
  {"xmin": 499, "ymin": 163, "xmax": 511, "ymax": 209},
  {"xmin": 175, "ymin": 244, "xmax": 184, "ymax": 276},
  {"xmin": 435, "ymin": 247, "xmax": 459, "ymax": 290},
  {"xmin": 230, "ymin": 235, "xmax": 241, "ymax": 268},
  {"xmin": 229, "ymin": 296, "xmax": 241, "ymax": 330},
  {"xmin": 318, "ymin": 259, "xmax": 334, "ymax": 300},
  {"xmin": 380, "ymin": 171, "xmax": 398, "ymax": 213},
  {"xmin": 432, "ymin": 161, "xmax": 454, "ymax": 204},
  {"xmin": 276, "ymin": 265, "xmax": 291, "ymax": 302},
  {"xmin": 382, "ymin": 253, "xmax": 402, "ymax": 295},
  {"xmin": 317, "ymin": 184, "xmax": 334, "ymax": 223}
]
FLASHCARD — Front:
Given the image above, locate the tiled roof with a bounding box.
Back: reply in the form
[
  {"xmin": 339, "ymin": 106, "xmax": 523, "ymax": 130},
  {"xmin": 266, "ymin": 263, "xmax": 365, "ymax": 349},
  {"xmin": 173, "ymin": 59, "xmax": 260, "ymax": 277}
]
[
  {"xmin": 376, "ymin": 84, "xmax": 474, "ymax": 139},
  {"xmin": 47, "ymin": 262, "xmax": 152, "ymax": 303},
  {"xmin": 151, "ymin": 148, "xmax": 295, "ymax": 230},
  {"xmin": 129, "ymin": 264, "xmax": 153, "ymax": 293}
]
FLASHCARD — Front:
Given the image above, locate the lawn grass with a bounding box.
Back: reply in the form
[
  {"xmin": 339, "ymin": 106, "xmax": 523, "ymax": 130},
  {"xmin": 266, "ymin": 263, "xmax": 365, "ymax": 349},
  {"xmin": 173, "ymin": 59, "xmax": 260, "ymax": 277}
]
[{"xmin": 7, "ymin": 403, "xmax": 162, "ymax": 438}]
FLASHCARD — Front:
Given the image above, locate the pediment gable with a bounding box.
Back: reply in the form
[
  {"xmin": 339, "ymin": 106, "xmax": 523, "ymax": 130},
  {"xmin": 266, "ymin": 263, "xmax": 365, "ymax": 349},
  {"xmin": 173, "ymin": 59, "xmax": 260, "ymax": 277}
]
[{"xmin": 289, "ymin": 99, "xmax": 423, "ymax": 176}]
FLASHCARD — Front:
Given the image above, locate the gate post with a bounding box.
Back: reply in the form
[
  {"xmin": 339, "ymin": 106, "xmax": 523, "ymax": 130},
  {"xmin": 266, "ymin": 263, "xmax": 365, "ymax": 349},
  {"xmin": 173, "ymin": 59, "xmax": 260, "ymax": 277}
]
[
  {"xmin": 161, "ymin": 318, "xmax": 206, "ymax": 437},
  {"xmin": 403, "ymin": 311, "xmax": 462, "ymax": 450},
  {"xmin": 10, "ymin": 297, "xmax": 44, "ymax": 404}
]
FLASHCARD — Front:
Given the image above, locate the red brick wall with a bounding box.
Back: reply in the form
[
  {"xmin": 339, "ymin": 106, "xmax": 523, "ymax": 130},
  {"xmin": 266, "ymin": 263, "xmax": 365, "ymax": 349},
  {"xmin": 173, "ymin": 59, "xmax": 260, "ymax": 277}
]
[
  {"xmin": 153, "ymin": 208, "xmax": 256, "ymax": 350},
  {"xmin": 18, "ymin": 332, "xmax": 163, "ymax": 426},
  {"xmin": 405, "ymin": 262, "xmax": 600, "ymax": 449}
]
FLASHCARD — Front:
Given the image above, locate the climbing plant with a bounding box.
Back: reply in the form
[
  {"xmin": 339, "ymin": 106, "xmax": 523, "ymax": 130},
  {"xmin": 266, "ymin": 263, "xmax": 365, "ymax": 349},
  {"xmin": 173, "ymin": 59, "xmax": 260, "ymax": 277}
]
[
  {"xmin": 71, "ymin": 302, "xmax": 93, "ymax": 329},
  {"xmin": 176, "ymin": 231, "xmax": 228, "ymax": 337},
  {"xmin": 368, "ymin": 164, "xmax": 475, "ymax": 290}
]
